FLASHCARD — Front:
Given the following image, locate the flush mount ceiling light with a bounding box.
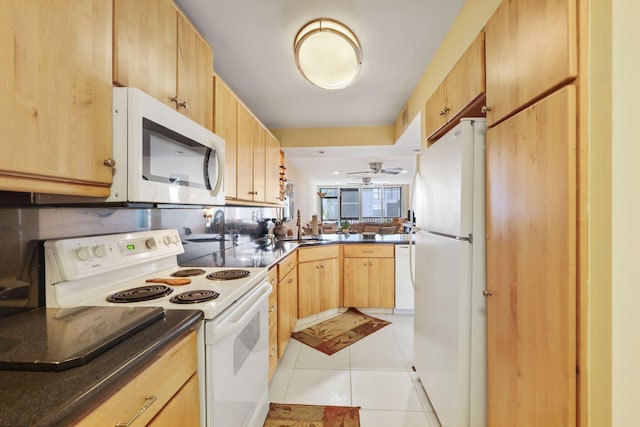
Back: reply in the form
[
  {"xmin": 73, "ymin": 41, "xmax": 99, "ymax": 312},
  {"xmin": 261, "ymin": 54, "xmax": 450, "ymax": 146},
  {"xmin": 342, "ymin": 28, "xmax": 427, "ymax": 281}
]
[{"xmin": 294, "ymin": 18, "xmax": 362, "ymax": 90}]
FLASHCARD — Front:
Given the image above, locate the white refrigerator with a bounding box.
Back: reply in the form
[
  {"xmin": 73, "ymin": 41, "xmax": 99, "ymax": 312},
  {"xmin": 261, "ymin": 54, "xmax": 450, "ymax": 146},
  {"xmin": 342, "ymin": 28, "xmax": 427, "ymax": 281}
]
[{"xmin": 413, "ymin": 119, "xmax": 486, "ymax": 427}]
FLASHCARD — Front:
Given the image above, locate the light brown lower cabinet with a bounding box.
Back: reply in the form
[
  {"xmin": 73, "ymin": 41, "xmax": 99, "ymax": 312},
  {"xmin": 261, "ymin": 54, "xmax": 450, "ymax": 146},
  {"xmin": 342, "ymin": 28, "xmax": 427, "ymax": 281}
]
[
  {"xmin": 267, "ymin": 268, "xmax": 278, "ymax": 381},
  {"xmin": 77, "ymin": 331, "xmax": 199, "ymax": 426},
  {"xmin": 277, "ymin": 263, "xmax": 298, "ymax": 359},
  {"xmin": 297, "ymin": 246, "xmax": 339, "ymax": 318},
  {"xmin": 343, "ymin": 245, "xmax": 395, "ymax": 308},
  {"xmin": 486, "ymin": 85, "xmax": 576, "ymax": 426}
]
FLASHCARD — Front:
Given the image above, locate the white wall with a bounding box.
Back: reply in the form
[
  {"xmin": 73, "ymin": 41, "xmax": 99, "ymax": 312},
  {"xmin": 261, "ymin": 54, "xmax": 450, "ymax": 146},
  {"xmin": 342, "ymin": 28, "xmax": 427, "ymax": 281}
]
[
  {"xmin": 282, "ymin": 158, "xmax": 317, "ymax": 231},
  {"xmin": 612, "ymin": 0, "xmax": 640, "ymax": 424}
]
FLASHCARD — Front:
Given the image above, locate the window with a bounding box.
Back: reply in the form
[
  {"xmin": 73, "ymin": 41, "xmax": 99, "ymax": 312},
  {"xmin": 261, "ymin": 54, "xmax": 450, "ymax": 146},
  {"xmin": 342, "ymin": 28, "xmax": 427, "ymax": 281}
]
[{"xmin": 318, "ymin": 185, "xmax": 403, "ymax": 223}]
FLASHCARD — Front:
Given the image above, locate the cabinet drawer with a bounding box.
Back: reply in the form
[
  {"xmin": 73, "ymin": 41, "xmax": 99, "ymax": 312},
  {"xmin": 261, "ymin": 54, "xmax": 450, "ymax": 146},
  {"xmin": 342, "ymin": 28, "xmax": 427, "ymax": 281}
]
[
  {"xmin": 77, "ymin": 331, "xmax": 197, "ymax": 426},
  {"xmin": 343, "ymin": 244, "xmax": 394, "ymax": 258},
  {"xmin": 277, "ymin": 252, "xmax": 297, "ymax": 281},
  {"xmin": 297, "ymin": 245, "xmax": 339, "ymax": 263}
]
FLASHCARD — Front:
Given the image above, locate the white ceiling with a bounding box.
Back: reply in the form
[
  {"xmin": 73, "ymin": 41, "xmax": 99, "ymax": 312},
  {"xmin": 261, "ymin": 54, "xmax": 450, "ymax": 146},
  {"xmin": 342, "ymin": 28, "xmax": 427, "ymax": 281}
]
[{"xmin": 176, "ymin": 0, "xmax": 466, "ymax": 185}]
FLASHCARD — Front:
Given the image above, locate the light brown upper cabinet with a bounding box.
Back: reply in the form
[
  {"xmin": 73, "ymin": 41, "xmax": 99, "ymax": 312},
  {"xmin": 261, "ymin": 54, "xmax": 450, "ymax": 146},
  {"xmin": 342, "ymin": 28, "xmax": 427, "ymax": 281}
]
[
  {"xmin": 265, "ymin": 132, "xmax": 282, "ymax": 204},
  {"xmin": 214, "ymin": 76, "xmax": 238, "ymax": 199},
  {"xmin": 114, "ymin": 0, "xmax": 213, "ymax": 130},
  {"xmin": 486, "ymin": 85, "xmax": 576, "ymax": 426},
  {"xmin": 484, "ymin": 0, "xmax": 577, "ymax": 127},
  {"xmin": 216, "ymin": 75, "xmax": 281, "ymax": 205},
  {"xmin": 425, "ymin": 32, "xmax": 486, "ymax": 141},
  {"xmin": 236, "ymin": 104, "xmax": 263, "ymax": 202},
  {"xmin": 0, "ymin": 0, "xmax": 113, "ymax": 196}
]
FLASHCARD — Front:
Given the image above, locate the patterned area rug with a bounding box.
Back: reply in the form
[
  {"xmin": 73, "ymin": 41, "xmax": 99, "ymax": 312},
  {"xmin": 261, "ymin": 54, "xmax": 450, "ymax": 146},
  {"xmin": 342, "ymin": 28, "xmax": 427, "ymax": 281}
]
[
  {"xmin": 292, "ymin": 308, "xmax": 391, "ymax": 355},
  {"xmin": 263, "ymin": 403, "xmax": 360, "ymax": 427}
]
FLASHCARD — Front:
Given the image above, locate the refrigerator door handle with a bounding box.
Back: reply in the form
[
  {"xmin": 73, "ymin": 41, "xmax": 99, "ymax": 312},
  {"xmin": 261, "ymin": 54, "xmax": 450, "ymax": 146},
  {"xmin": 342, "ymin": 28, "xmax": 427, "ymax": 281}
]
[{"xmin": 422, "ymin": 229, "xmax": 473, "ymax": 243}]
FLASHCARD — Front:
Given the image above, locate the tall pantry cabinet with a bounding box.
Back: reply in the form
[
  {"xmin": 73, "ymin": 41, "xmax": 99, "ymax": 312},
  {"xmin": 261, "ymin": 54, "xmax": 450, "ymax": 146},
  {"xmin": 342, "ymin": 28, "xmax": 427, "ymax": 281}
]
[{"xmin": 484, "ymin": 0, "xmax": 578, "ymax": 425}]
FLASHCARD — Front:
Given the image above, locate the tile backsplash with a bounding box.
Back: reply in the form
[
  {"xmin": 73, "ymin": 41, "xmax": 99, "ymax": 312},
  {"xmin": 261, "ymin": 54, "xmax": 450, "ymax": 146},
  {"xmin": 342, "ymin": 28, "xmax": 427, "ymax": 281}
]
[{"xmin": 0, "ymin": 204, "xmax": 281, "ymax": 319}]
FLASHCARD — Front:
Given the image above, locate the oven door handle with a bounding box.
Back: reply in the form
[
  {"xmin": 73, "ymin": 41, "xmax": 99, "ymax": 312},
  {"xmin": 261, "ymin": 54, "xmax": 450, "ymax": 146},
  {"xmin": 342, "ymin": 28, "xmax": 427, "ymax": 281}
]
[{"xmin": 208, "ymin": 281, "xmax": 272, "ymax": 343}]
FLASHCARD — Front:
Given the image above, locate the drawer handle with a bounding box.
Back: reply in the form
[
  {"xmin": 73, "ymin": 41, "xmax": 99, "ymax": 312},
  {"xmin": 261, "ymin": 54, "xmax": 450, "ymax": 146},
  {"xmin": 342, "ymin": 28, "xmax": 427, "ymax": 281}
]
[{"xmin": 116, "ymin": 395, "xmax": 158, "ymax": 427}]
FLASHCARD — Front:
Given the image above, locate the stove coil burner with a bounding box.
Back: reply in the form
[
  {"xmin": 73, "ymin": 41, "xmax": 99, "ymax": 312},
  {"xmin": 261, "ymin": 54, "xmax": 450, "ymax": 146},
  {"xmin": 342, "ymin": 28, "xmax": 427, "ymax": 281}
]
[
  {"xmin": 106, "ymin": 285, "xmax": 173, "ymax": 303},
  {"xmin": 170, "ymin": 290, "xmax": 220, "ymax": 304},
  {"xmin": 170, "ymin": 268, "xmax": 206, "ymax": 277},
  {"xmin": 206, "ymin": 269, "xmax": 251, "ymax": 281}
]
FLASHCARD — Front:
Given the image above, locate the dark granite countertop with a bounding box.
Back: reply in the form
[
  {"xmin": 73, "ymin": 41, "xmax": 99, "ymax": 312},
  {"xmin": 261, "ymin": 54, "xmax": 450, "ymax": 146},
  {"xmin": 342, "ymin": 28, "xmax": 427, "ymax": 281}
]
[
  {"xmin": 0, "ymin": 309, "xmax": 203, "ymax": 427},
  {"xmin": 180, "ymin": 233, "xmax": 414, "ymax": 268}
]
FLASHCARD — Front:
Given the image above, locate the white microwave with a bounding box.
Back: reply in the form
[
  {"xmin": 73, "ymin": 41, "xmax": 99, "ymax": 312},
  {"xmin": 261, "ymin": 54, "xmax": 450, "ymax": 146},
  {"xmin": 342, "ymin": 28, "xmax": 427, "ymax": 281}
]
[{"xmin": 107, "ymin": 87, "xmax": 225, "ymax": 205}]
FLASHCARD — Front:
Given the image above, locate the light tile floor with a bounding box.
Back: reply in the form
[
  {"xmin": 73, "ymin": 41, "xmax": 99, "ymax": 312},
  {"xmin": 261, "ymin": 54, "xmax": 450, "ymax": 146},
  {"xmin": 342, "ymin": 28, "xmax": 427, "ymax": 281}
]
[{"xmin": 269, "ymin": 312, "xmax": 442, "ymax": 427}]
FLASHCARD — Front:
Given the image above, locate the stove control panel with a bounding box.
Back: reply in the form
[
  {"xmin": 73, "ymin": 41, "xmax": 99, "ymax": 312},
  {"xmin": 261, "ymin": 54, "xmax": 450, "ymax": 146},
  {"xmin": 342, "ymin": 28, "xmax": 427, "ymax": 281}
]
[{"xmin": 45, "ymin": 229, "xmax": 184, "ymax": 282}]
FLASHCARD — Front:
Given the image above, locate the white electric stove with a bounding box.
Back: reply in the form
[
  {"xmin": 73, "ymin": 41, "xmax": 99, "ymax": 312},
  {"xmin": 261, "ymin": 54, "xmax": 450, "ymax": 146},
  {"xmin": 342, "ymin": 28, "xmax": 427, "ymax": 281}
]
[{"xmin": 43, "ymin": 229, "xmax": 271, "ymax": 427}]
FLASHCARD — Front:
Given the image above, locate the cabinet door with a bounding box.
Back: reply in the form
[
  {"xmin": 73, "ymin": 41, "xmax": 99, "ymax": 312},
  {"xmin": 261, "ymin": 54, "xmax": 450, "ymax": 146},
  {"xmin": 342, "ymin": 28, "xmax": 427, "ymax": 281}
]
[
  {"xmin": 446, "ymin": 32, "xmax": 485, "ymax": 118},
  {"xmin": 424, "ymin": 82, "xmax": 448, "ymax": 138},
  {"xmin": 343, "ymin": 258, "xmax": 369, "ymax": 307},
  {"xmin": 236, "ymin": 103, "xmax": 255, "ymax": 200},
  {"xmin": 177, "ymin": 11, "xmax": 213, "ymax": 130},
  {"xmin": 297, "ymin": 261, "xmax": 320, "ymax": 318},
  {"xmin": 265, "ymin": 132, "xmax": 282, "ymax": 204},
  {"xmin": 369, "ymin": 258, "xmax": 395, "ymax": 308},
  {"xmin": 214, "ymin": 76, "xmax": 237, "ymax": 199},
  {"xmin": 253, "ymin": 127, "xmax": 267, "ymax": 202},
  {"xmin": 485, "ymin": 0, "xmax": 577, "ymax": 126},
  {"xmin": 1, "ymin": 0, "xmax": 113, "ymax": 195},
  {"xmin": 486, "ymin": 86, "xmax": 576, "ymax": 426},
  {"xmin": 278, "ymin": 266, "xmax": 298, "ymax": 358},
  {"xmin": 113, "ymin": 0, "xmax": 177, "ymax": 109},
  {"xmin": 319, "ymin": 258, "xmax": 339, "ymax": 312}
]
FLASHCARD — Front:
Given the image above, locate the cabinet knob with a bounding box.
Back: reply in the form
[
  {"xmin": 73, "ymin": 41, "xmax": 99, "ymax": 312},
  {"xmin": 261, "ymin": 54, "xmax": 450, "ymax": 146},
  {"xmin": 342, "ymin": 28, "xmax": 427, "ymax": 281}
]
[
  {"xmin": 103, "ymin": 159, "xmax": 116, "ymax": 168},
  {"xmin": 439, "ymin": 110, "xmax": 446, "ymax": 117},
  {"xmin": 170, "ymin": 96, "xmax": 181, "ymax": 106},
  {"xmin": 482, "ymin": 290, "xmax": 493, "ymax": 297},
  {"xmin": 179, "ymin": 100, "xmax": 189, "ymax": 110},
  {"xmin": 481, "ymin": 106, "xmax": 491, "ymax": 114}
]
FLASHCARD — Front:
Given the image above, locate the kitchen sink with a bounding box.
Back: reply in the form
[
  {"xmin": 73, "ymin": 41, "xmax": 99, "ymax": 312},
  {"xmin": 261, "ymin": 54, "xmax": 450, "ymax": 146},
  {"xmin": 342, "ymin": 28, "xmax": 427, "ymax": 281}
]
[
  {"xmin": 183, "ymin": 234, "xmax": 228, "ymax": 243},
  {"xmin": 276, "ymin": 236, "xmax": 330, "ymax": 243}
]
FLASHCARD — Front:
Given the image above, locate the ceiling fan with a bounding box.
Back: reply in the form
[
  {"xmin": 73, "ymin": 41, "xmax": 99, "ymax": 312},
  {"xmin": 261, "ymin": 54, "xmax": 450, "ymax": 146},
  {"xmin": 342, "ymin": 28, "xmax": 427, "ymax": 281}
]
[
  {"xmin": 347, "ymin": 161, "xmax": 404, "ymax": 176},
  {"xmin": 347, "ymin": 177, "xmax": 375, "ymax": 186}
]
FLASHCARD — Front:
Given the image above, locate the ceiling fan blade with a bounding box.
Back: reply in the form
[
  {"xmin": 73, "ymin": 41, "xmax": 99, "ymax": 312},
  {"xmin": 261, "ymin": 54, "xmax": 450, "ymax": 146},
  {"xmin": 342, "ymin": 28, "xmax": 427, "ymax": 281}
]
[
  {"xmin": 347, "ymin": 171, "xmax": 371, "ymax": 175},
  {"xmin": 381, "ymin": 167, "xmax": 403, "ymax": 175}
]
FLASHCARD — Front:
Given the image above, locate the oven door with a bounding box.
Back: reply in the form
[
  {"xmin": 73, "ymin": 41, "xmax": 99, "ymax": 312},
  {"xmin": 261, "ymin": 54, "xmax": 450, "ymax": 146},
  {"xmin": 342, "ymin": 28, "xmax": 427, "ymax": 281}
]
[{"xmin": 204, "ymin": 280, "xmax": 271, "ymax": 427}]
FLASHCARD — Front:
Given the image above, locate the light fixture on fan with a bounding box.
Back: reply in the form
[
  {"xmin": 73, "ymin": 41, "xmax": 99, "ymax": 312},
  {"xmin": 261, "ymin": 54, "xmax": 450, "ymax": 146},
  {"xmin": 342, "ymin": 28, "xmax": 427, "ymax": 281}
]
[{"xmin": 294, "ymin": 18, "xmax": 362, "ymax": 90}]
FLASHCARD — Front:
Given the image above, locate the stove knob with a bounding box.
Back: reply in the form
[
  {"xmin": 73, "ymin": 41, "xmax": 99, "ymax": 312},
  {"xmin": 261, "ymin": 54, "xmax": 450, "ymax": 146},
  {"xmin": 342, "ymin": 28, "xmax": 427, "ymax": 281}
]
[
  {"xmin": 76, "ymin": 246, "xmax": 93, "ymax": 261},
  {"xmin": 93, "ymin": 244, "xmax": 108, "ymax": 258},
  {"xmin": 162, "ymin": 235, "xmax": 172, "ymax": 246},
  {"xmin": 145, "ymin": 238, "xmax": 157, "ymax": 249},
  {"xmin": 171, "ymin": 235, "xmax": 179, "ymax": 244}
]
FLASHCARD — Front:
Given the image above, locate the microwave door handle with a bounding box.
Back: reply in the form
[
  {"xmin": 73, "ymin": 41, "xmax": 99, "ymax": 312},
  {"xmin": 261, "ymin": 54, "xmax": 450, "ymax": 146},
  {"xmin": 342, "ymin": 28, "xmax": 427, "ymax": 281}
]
[
  {"xmin": 203, "ymin": 146, "xmax": 223, "ymax": 195},
  {"xmin": 211, "ymin": 145, "xmax": 223, "ymax": 195}
]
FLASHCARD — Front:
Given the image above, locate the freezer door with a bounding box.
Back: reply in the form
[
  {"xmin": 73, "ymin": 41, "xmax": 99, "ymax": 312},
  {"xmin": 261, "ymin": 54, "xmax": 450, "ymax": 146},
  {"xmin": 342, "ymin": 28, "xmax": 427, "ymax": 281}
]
[
  {"xmin": 418, "ymin": 120, "xmax": 483, "ymax": 237},
  {"xmin": 413, "ymin": 231, "xmax": 486, "ymax": 427}
]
